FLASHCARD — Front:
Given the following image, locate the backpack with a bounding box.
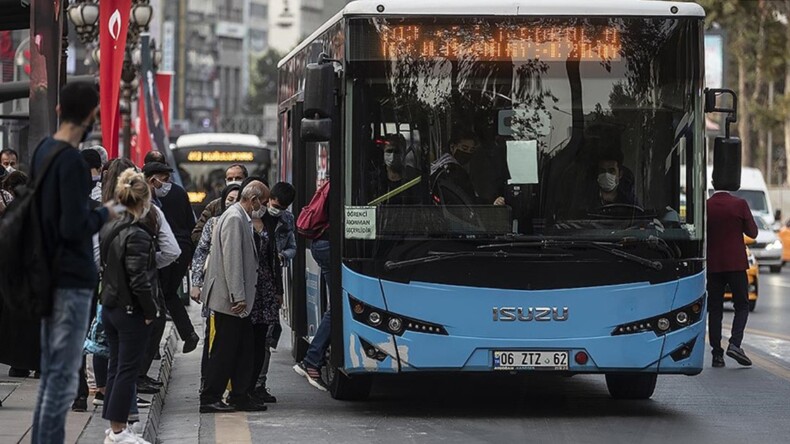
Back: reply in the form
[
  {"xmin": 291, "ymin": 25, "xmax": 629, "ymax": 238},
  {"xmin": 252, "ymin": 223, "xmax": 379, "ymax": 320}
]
[
  {"xmin": 0, "ymin": 141, "xmax": 71, "ymax": 318},
  {"xmin": 296, "ymin": 181, "xmax": 330, "ymax": 239}
]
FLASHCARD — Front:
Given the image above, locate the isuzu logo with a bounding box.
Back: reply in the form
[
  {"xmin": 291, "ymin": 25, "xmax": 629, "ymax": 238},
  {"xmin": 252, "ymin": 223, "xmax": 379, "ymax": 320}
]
[{"xmin": 492, "ymin": 307, "xmax": 569, "ymax": 322}]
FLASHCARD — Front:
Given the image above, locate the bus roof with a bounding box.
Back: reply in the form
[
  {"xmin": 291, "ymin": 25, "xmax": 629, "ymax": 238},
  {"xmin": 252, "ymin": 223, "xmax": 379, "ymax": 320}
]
[
  {"xmin": 174, "ymin": 133, "xmax": 268, "ymax": 149},
  {"xmin": 278, "ymin": 0, "xmax": 704, "ymax": 68}
]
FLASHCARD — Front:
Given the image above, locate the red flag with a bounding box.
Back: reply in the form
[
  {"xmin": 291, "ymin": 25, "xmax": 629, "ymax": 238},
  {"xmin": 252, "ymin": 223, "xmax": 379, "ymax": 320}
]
[
  {"xmin": 155, "ymin": 72, "xmax": 173, "ymax": 132},
  {"xmin": 136, "ymin": 82, "xmax": 150, "ymax": 165},
  {"xmin": 99, "ymin": 0, "xmax": 132, "ymax": 159}
]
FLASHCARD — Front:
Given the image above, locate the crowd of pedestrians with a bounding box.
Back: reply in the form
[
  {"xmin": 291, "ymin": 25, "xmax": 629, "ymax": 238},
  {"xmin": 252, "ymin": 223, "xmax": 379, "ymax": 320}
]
[{"xmin": 0, "ymin": 82, "xmax": 321, "ymax": 442}]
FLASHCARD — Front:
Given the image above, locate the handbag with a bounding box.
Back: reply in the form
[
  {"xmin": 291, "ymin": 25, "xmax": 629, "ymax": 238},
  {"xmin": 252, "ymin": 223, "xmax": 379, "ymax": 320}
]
[{"xmin": 83, "ymin": 303, "xmax": 109, "ymax": 358}]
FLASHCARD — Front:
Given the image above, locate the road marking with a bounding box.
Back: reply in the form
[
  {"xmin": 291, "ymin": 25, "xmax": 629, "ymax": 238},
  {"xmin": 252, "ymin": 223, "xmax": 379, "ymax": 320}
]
[
  {"xmin": 749, "ymin": 353, "xmax": 790, "ymax": 382},
  {"xmin": 214, "ymin": 412, "xmax": 252, "ymax": 444}
]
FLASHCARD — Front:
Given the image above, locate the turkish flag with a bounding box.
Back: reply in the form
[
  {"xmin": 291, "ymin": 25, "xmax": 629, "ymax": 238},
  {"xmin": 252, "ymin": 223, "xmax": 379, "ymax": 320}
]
[
  {"xmin": 155, "ymin": 72, "xmax": 172, "ymax": 131},
  {"xmin": 99, "ymin": 0, "xmax": 132, "ymax": 159}
]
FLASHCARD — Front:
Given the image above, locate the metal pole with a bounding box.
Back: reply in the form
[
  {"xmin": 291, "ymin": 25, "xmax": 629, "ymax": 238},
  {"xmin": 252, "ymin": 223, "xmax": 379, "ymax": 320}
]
[
  {"xmin": 122, "ymin": 84, "xmax": 132, "ymax": 158},
  {"xmin": 767, "ymin": 81, "xmax": 774, "ymax": 185}
]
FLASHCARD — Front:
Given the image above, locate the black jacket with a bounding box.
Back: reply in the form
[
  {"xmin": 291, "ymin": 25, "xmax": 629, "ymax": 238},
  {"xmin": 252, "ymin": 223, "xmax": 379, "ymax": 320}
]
[
  {"xmin": 32, "ymin": 138, "xmax": 109, "ymax": 289},
  {"xmin": 99, "ymin": 216, "xmax": 159, "ymax": 319},
  {"xmin": 159, "ymin": 183, "xmax": 196, "ymax": 256}
]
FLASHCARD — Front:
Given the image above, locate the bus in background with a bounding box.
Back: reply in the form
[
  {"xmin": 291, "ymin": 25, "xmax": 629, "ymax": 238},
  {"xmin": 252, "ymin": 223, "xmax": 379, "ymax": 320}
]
[
  {"xmin": 279, "ymin": 0, "xmax": 741, "ymax": 401},
  {"xmin": 171, "ymin": 133, "xmax": 274, "ymax": 213}
]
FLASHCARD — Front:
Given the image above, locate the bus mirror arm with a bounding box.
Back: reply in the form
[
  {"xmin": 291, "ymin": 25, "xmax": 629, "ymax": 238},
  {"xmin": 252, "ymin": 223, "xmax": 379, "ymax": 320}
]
[{"xmin": 705, "ymin": 88, "xmax": 742, "ymax": 191}]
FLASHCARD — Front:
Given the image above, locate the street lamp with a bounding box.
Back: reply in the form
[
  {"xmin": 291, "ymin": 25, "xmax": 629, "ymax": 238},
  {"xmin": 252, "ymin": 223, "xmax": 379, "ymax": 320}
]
[
  {"xmin": 67, "ymin": 0, "xmax": 156, "ymax": 158},
  {"xmin": 67, "ymin": 0, "xmax": 100, "ymax": 44}
]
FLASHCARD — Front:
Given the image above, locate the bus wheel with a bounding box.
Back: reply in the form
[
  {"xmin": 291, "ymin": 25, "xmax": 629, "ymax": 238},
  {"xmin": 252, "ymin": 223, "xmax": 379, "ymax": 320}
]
[
  {"xmin": 324, "ymin": 353, "xmax": 372, "ymax": 401},
  {"xmin": 605, "ymin": 373, "xmax": 657, "ymax": 400}
]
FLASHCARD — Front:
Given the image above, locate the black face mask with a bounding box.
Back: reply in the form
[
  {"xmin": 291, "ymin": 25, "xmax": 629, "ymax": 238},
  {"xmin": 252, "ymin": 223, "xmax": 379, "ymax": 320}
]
[{"xmin": 454, "ymin": 150, "xmax": 473, "ymax": 165}]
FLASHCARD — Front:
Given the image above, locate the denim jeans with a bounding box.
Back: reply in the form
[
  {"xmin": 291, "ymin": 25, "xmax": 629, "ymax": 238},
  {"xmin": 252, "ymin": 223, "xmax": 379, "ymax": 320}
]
[
  {"xmin": 31, "ymin": 288, "xmax": 93, "ymax": 444},
  {"xmin": 304, "ymin": 240, "xmax": 331, "ymax": 369}
]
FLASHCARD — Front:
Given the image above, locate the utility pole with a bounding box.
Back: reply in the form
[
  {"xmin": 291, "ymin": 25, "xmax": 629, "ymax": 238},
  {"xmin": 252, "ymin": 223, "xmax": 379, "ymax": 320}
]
[{"xmin": 767, "ymin": 81, "xmax": 774, "ymax": 185}]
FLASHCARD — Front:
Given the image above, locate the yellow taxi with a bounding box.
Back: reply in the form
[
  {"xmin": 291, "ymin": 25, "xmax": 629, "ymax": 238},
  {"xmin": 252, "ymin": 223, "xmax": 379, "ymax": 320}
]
[
  {"xmin": 779, "ymin": 224, "xmax": 790, "ymax": 264},
  {"xmin": 725, "ymin": 245, "xmax": 758, "ymax": 312}
]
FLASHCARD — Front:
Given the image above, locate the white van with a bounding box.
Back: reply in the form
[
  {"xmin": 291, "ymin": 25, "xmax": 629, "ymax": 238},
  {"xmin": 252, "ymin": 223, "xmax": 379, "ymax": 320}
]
[{"xmin": 707, "ymin": 166, "xmax": 774, "ymax": 225}]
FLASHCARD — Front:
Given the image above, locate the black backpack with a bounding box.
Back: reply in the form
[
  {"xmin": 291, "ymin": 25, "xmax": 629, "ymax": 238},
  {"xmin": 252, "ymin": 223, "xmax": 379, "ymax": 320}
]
[{"xmin": 0, "ymin": 141, "xmax": 71, "ymax": 318}]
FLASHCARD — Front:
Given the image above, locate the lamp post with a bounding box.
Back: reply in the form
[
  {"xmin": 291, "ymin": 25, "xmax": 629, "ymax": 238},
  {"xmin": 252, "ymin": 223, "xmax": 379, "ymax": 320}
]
[{"xmin": 67, "ymin": 0, "xmax": 154, "ymax": 158}]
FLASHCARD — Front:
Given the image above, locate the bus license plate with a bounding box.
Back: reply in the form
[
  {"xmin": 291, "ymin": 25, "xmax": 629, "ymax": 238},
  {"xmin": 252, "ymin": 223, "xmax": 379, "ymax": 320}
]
[{"xmin": 493, "ymin": 351, "xmax": 569, "ymax": 370}]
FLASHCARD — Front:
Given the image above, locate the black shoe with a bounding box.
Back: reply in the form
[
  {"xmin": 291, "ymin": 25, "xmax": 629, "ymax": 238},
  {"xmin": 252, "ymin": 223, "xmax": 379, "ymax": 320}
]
[
  {"xmin": 712, "ymin": 354, "xmax": 725, "ymax": 368},
  {"xmin": 92, "ymin": 391, "xmax": 105, "ymax": 406},
  {"xmin": 232, "ymin": 400, "xmax": 268, "ymax": 412},
  {"xmin": 8, "ymin": 367, "xmax": 30, "ymax": 378},
  {"xmin": 253, "ymin": 387, "xmax": 277, "ymax": 403},
  {"xmin": 200, "ymin": 401, "xmax": 235, "ymax": 413},
  {"xmin": 183, "ymin": 332, "xmax": 200, "ymax": 354},
  {"xmin": 71, "ymin": 397, "xmax": 88, "ymax": 412},
  {"xmin": 136, "ymin": 380, "xmax": 161, "ymax": 394},
  {"xmin": 136, "ymin": 397, "xmax": 152, "ymax": 409},
  {"xmin": 140, "ymin": 375, "xmax": 164, "ymax": 387},
  {"xmin": 726, "ymin": 344, "xmax": 753, "ymax": 366}
]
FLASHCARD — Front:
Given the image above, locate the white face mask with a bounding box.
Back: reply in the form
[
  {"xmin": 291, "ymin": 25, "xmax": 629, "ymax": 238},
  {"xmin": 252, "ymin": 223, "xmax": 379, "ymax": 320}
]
[
  {"xmin": 155, "ymin": 181, "xmax": 172, "ymax": 197},
  {"xmin": 597, "ymin": 172, "xmax": 619, "ymax": 192},
  {"xmin": 383, "ymin": 152, "xmax": 395, "ymax": 167},
  {"xmin": 251, "ymin": 209, "xmax": 266, "ymax": 219},
  {"xmin": 226, "ymin": 180, "xmax": 243, "ymax": 186},
  {"xmin": 4, "ymin": 166, "xmax": 15, "ymax": 174},
  {"xmin": 268, "ymin": 206, "xmax": 282, "ymax": 217}
]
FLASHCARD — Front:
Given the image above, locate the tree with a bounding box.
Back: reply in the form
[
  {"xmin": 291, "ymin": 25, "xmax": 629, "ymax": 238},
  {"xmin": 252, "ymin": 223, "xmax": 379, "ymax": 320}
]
[{"xmin": 246, "ymin": 49, "xmax": 282, "ymax": 114}]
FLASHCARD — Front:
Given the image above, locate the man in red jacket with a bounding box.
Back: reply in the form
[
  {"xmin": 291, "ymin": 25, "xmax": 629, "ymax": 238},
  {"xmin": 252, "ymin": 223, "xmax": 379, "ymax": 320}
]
[{"xmin": 707, "ymin": 186, "xmax": 759, "ymax": 368}]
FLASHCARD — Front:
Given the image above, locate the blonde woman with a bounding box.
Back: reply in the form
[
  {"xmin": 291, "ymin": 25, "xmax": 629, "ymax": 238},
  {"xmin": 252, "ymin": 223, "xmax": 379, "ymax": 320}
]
[{"xmin": 99, "ymin": 169, "xmax": 159, "ymax": 444}]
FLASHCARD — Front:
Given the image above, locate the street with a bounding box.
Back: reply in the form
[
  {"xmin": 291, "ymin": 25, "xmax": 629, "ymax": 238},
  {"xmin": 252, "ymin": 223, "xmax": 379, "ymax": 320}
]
[{"xmin": 154, "ymin": 270, "xmax": 790, "ymax": 444}]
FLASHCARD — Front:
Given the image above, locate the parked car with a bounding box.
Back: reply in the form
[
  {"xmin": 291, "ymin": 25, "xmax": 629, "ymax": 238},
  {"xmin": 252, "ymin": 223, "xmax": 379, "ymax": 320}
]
[
  {"xmin": 748, "ymin": 213, "xmax": 783, "ymax": 273},
  {"xmin": 726, "ymin": 247, "xmax": 758, "ymax": 312}
]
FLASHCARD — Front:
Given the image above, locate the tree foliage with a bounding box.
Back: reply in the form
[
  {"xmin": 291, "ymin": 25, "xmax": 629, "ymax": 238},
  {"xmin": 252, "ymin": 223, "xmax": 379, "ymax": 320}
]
[
  {"xmin": 246, "ymin": 49, "xmax": 282, "ymax": 114},
  {"xmin": 697, "ymin": 0, "xmax": 790, "ymax": 184}
]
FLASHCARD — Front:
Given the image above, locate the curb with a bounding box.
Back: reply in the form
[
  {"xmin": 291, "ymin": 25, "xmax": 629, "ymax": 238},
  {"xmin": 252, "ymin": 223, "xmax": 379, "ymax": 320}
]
[{"xmin": 143, "ymin": 322, "xmax": 179, "ymax": 444}]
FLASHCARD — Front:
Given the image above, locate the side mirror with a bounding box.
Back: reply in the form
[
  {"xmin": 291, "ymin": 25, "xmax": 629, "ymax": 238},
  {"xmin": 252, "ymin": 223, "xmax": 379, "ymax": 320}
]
[
  {"xmin": 706, "ymin": 88, "xmax": 741, "ymax": 192},
  {"xmin": 300, "ymin": 117, "xmax": 333, "ymax": 142},
  {"xmin": 303, "ymin": 62, "xmax": 336, "ymax": 119}
]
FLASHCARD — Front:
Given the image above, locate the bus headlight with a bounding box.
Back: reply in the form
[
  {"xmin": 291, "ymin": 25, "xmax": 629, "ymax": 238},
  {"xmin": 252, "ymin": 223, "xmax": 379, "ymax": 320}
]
[
  {"xmin": 349, "ymin": 295, "xmax": 447, "ymax": 336},
  {"xmin": 612, "ymin": 296, "xmax": 704, "ymax": 336}
]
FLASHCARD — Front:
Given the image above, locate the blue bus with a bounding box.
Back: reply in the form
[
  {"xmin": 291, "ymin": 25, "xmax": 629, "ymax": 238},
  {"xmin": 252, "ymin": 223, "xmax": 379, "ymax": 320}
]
[{"xmin": 277, "ymin": 0, "xmax": 740, "ymax": 400}]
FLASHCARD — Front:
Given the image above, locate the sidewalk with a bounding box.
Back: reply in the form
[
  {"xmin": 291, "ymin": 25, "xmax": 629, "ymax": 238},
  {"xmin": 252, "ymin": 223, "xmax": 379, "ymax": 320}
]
[{"xmin": 0, "ymin": 319, "xmax": 179, "ymax": 444}]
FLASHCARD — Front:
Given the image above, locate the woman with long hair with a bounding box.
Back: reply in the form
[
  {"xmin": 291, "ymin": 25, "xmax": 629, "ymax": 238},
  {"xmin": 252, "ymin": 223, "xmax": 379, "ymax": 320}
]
[{"xmin": 100, "ymin": 169, "xmax": 158, "ymax": 444}]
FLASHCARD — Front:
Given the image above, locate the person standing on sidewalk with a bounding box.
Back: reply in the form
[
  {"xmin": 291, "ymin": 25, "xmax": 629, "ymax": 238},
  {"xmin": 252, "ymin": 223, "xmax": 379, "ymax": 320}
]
[
  {"xmin": 100, "ymin": 169, "xmax": 159, "ymax": 444},
  {"xmin": 199, "ymin": 181, "xmax": 269, "ymax": 413},
  {"xmin": 707, "ymin": 183, "xmax": 759, "ymax": 368},
  {"xmin": 192, "ymin": 164, "xmax": 249, "ymax": 244},
  {"xmin": 29, "ymin": 82, "xmax": 117, "ymax": 444},
  {"xmin": 142, "ymin": 161, "xmax": 199, "ymax": 355}
]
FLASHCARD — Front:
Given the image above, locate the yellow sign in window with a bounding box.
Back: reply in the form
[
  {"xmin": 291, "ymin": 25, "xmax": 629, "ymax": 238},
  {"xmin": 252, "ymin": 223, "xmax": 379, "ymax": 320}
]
[{"xmin": 186, "ymin": 151, "xmax": 255, "ymax": 162}]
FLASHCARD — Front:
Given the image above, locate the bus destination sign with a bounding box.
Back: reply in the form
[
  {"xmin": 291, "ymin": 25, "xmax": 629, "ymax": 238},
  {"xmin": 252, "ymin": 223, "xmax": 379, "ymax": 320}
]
[
  {"xmin": 186, "ymin": 151, "xmax": 256, "ymax": 162},
  {"xmin": 378, "ymin": 25, "xmax": 621, "ymax": 62}
]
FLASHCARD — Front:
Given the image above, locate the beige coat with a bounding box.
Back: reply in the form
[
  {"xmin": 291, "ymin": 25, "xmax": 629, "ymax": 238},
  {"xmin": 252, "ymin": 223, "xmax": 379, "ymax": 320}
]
[{"xmin": 201, "ymin": 203, "xmax": 258, "ymax": 317}]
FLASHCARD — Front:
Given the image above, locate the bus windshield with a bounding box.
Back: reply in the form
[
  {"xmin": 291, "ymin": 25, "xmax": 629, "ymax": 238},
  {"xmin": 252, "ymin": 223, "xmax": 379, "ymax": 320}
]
[{"xmin": 347, "ymin": 16, "xmax": 703, "ymax": 241}]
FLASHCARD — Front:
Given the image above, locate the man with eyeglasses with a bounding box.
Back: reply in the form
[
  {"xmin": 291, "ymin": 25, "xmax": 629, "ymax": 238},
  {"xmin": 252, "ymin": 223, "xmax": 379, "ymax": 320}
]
[{"xmin": 192, "ymin": 164, "xmax": 250, "ymax": 244}]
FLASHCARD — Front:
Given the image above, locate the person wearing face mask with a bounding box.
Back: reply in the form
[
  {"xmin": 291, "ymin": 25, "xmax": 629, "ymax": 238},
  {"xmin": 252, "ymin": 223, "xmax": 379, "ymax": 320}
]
[
  {"xmin": 1, "ymin": 149, "xmax": 19, "ymax": 173},
  {"xmin": 369, "ymin": 135, "xmax": 421, "ymax": 205},
  {"xmin": 200, "ymin": 181, "xmax": 270, "ymax": 413},
  {"xmin": 430, "ymin": 129, "xmax": 506, "ymax": 206},
  {"xmin": 99, "ymin": 169, "xmax": 159, "ymax": 444},
  {"xmin": 192, "ymin": 164, "xmax": 249, "ymax": 244},
  {"xmin": 81, "ymin": 148, "xmax": 104, "ymax": 201},
  {"xmin": 590, "ymin": 145, "xmax": 638, "ymax": 208},
  {"xmin": 23, "ymin": 82, "xmax": 118, "ymax": 444},
  {"xmin": 190, "ymin": 184, "xmax": 241, "ymax": 387}
]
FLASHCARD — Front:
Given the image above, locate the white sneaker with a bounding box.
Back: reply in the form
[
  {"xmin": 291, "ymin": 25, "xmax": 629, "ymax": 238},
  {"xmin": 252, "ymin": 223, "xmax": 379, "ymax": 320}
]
[
  {"xmin": 103, "ymin": 428, "xmax": 139, "ymax": 444},
  {"xmin": 125, "ymin": 426, "xmax": 151, "ymax": 444}
]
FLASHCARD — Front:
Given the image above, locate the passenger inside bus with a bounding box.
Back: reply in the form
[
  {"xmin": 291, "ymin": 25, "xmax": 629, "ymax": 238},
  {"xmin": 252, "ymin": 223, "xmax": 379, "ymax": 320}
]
[
  {"xmin": 367, "ymin": 134, "xmax": 420, "ymax": 205},
  {"xmin": 430, "ymin": 129, "xmax": 505, "ymax": 207},
  {"xmin": 589, "ymin": 144, "xmax": 638, "ymax": 209}
]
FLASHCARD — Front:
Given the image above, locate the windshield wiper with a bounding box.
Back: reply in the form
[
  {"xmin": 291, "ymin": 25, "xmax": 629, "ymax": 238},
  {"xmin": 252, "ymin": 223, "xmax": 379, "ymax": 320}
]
[
  {"xmin": 384, "ymin": 250, "xmax": 572, "ymax": 271},
  {"xmin": 477, "ymin": 239, "xmax": 664, "ymax": 271}
]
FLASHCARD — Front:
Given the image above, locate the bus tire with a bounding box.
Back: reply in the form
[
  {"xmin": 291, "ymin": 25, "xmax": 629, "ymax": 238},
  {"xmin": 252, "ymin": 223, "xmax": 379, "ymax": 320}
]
[
  {"xmin": 605, "ymin": 373, "xmax": 657, "ymax": 400},
  {"xmin": 324, "ymin": 352, "xmax": 372, "ymax": 401}
]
